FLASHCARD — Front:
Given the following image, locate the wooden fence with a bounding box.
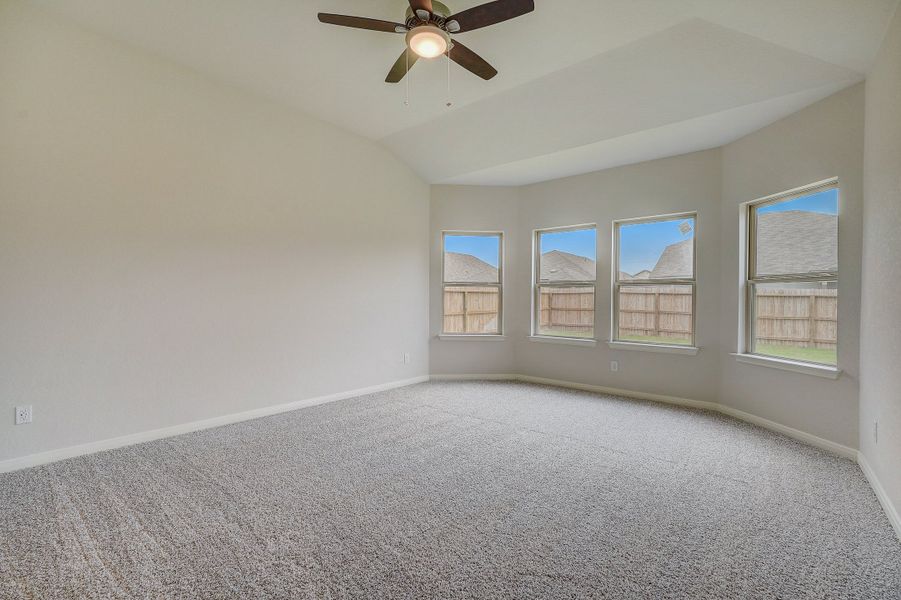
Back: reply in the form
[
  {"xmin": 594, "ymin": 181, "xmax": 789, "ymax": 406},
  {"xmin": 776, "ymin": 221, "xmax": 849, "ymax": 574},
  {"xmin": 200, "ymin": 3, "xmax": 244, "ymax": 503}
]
[
  {"xmin": 443, "ymin": 286, "xmax": 500, "ymax": 334},
  {"xmin": 617, "ymin": 286, "xmax": 692, "ymax": 342},
  {"xmin": 617, "ymin": 286, "xmax": 837, "ymax": 348},
  {"xmin": 753, "ymin": 288, "xmax": 837, "ymax": 349},
  {"xmin": 538, "ymin": 287, "xmax": 595, "ymax": 337},
  {"xmin": 444, "ymin": 286, "xmax": 837, "ymax": 348}
]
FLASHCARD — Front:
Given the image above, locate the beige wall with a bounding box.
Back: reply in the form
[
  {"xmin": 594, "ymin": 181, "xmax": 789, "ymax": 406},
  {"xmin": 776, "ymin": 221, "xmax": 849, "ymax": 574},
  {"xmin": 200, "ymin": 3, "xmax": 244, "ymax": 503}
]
[
  {"xmin": 719, "ymin": 84, "xmax": 864, "ymax": 449},
  {"xmin": 430, "ymin": 89, "xmax": 865, "ymax": 448},
  {"xmin": 514, "ymin": 151, "xmax": 723, "ymax": 403},
  {"xmin": 429, "ymin": 186, "xmax": 520, "ymax": 375},
  {"xmin": 860, "ymin": 7, "xmax": 901, "ymax": 520},
  {"xmin": 0, "ymin": 3, "xmax": 429, "ymax": 462},
  {"xmin": 2, "ymin": 1, "xmax": 878, "ymax": 467},
  {"xmin": 431, "ymin": 151, "xmax": 723, "ymax": 402}
]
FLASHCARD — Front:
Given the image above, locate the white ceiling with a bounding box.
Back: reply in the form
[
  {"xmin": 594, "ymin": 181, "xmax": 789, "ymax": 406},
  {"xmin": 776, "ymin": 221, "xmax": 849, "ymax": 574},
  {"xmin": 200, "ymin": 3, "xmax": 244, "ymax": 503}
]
[{"xmin": 34, "ymin": 0, "xmax": 899, "ymax": 185}]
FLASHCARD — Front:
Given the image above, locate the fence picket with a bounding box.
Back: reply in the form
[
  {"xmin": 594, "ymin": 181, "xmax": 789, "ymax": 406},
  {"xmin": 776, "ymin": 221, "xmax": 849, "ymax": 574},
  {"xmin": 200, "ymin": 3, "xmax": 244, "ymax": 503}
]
[{"xmin": 444, "ymin": 287, "xmax": 837, "ymax": 348}]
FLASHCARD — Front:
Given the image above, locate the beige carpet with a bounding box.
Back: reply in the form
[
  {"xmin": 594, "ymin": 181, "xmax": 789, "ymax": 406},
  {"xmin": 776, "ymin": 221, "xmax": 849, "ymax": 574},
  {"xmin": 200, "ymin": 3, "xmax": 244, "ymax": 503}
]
[{"xmin": 1, "ymin": 380, "xmax": 899, "ymax": 599}]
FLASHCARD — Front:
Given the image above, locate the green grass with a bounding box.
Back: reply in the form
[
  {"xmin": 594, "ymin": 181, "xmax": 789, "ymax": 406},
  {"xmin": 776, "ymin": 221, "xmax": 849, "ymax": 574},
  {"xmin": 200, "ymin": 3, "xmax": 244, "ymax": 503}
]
[
  {"xmin": 616, "ymin": 336, "xmax": 836, "ymax": 364},
  {"xmin": 755, "ymin": 344, "xmax": 836, "ymax": 365},
  {"xmin": 538, "ymin": 328, "xmax": 595, "ymax": 339},
  {"xmin": 619, "ymin": 334, "xmax": 692, "ymax": 346}
]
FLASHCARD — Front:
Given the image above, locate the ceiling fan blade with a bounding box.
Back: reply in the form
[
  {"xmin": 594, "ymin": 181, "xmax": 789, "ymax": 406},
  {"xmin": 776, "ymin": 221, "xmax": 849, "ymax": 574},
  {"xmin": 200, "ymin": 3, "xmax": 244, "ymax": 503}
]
[
  {"xmin": 448, "ymin": 41, "xmax": 498, "ymax": 80},
  {"xmin": 386, "ymin": 49, "xmax": 419, "ymax": 83},
  {"xmin": 446, "ymin": 0, "xmax": 534, "ymax": 33},
  {"xmin": 318, "ymin": 13, "xmax": 406, "ymax": 33},
  {"xmin": 408, "ymin": 0, "xmax": 434, "ymax": 19}
]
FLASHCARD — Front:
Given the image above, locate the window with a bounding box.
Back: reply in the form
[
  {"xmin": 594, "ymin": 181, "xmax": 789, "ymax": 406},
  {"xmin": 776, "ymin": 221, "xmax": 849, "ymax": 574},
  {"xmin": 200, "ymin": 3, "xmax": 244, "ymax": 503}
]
[
  {"xmin": 613, "ymin": 213, "xmax": 697, "ymax": 347},
  {"xmin": 533, "ymin": 225, "xmax": 597, "ymax": 339},
  {"xmin": 746, "ymin": 181, "xmax": 838, "ymax": 366},
  {"xmin": 442, "ymin": 232, "xmax": 502, "ymax": 335}
]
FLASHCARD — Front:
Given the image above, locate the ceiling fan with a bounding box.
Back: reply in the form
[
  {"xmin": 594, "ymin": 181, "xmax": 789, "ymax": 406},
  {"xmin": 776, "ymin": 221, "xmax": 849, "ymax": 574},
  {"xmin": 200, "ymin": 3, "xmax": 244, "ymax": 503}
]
[{"xmin": 318, "ymin": 0, "xmax": 534, "ymax": 83}]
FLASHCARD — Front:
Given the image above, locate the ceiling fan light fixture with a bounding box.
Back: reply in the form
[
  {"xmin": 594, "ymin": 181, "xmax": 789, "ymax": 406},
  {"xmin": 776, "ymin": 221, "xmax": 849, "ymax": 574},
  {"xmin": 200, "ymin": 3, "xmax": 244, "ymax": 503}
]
[
  {"xmin": 319, "ymin": 0, "xmax": 536, "ymax": 83},
  {"xmin": 406, "ymin": 25, "xmax": 450, "ymax": 58}
]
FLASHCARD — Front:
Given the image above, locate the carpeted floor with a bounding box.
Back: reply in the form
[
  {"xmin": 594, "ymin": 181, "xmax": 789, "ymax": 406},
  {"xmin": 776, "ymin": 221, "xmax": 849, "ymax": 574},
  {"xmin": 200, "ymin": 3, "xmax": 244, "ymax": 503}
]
[{"xmin": 1, "ymin": 381, "xmax": 899, "ymax": 599}]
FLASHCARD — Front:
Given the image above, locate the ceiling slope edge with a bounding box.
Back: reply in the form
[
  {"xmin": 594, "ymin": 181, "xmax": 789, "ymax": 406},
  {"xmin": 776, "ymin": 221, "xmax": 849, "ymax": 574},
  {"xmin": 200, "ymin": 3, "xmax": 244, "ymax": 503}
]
[
  {"xmin": 383, "ymin": 19, "xmax": 861, "ymax": 185},
  {"xmin": 436, "ymin": 80, "xmax": 860, "ymax": 186}
]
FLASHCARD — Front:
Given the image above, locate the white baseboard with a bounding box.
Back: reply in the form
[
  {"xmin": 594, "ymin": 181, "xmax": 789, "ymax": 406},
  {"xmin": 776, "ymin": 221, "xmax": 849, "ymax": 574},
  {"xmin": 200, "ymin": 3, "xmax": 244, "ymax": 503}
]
[
  {"xmin": 434, "ymin": 374, "xmax": 894, "ymax": 528},
  {"xmin": 514, "ymin": 374, "xmax": 718, "ymax": 412},
  {"xmin": 0, "ymin": 375, "xmax": 429, "ymax": 474},
  {"xmin": 4, "ymin": 372, "xmax": 895, "ymax": 542},
  {"xmin": 430, "ymin": 373, "xmax": 519, "ymax": 381},
  {"xmin": 716, "ymin": 403, "xmax": 856, "ymax": 459},
  {"xmin": 430, "ymin": 373, "xmax": 857, "ymax": 460},
  {"xmin": 858, "ymin": 452, "xmax": 901, "ymax": 542}
]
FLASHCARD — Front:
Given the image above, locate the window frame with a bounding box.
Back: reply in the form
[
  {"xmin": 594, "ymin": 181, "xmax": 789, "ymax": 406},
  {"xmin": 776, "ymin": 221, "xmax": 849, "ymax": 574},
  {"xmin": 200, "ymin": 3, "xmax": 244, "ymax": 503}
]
[
  {"xmin": 531, "ymin": 223, "xmax": 598, "ymax": 341},
  {"xmin": 743, "ymin": 179, "xmax": 839, "ymax": 367},
  {"xmin": 611, "ymin": 212, "xmax": 698, "ymax": 349},
  {"xmin": 441, "ymin": 230, "xmax": 504, "ymax": 337}
]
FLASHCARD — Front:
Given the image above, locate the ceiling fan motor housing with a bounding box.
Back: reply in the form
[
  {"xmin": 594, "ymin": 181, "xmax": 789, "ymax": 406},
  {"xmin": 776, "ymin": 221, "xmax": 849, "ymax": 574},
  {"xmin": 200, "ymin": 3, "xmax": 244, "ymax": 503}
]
[
  {"xmin": 404, "ymin": 1, "xmax": 451, "ymax": 27},
  {"xmin": 318, "ymin": 0, "xmax": 535, "ymax": 82}
]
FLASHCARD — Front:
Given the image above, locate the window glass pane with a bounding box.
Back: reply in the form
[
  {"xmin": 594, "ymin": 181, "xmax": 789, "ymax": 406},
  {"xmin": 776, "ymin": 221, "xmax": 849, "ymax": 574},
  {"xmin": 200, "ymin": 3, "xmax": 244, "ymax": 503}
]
[
  {"xmin": 618, "ymin": 217, "xmax": 694, "ymax": 280},
  {"xmin": 538, "ymin": 228, "xmax": 596, "ymax": 282},
  {"xmin": 537, "ymin": 286, "xmax": 594, "ymax": 338},
  {"xmin": 754, "ymin": 188, "xmax": 838, "ymax": 277},
  {"xmin": 443, "ymin": 286, "xmax": 499, "ymax": 334},
  {"xmin": 444, "ymin": 235, "xmax": 499, "ymax": 283},
  {"xmin": 618, "ymin": 284, "xmax": 693, "ymax": 345},
  {"xmin": 752, "ymin": 281, "xmax": 837, "ymax": 365}
]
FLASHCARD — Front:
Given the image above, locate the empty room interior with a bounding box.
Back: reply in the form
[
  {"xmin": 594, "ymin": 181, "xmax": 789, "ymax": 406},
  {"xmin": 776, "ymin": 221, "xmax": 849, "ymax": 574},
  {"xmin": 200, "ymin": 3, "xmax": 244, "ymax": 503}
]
[{"xmin": 3, "ymin": 0, "xmax": 901, "ymax": 597}]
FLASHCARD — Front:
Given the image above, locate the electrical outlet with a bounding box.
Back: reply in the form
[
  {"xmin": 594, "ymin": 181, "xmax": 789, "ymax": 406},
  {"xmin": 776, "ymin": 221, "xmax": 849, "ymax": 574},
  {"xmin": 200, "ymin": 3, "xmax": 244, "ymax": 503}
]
[
  {"xmin": 874, "ymin": 420, "xmax": 878, "ymax": 444},
  {"xmin": 610, "ymin": 361, "xmax": 619, "ymax": 372},
  {"xmin": 15, "ymin": 405, "xmax": 32, "ymax": 425},
  {"xmin": 403, "ymin": 352, "xmax": 411, "ymax": 365}
]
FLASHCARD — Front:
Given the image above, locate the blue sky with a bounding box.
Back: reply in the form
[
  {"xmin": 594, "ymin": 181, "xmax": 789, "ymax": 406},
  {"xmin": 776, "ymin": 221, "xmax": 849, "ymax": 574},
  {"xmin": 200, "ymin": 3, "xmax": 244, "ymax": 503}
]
[
  {"xmin": 619, "ymin": 218, "xmax": 694, "ymax": 275},
  {"xmin": 444, "ymin": 235, "xmax": 500, "ymax": 267},
  {"xmin": 757, "ymin": 188, "xmax": 838, "ymax": 215},
  {"xmin": 539, "ymin": 228, "xmax": 597, "ymax": 260},
  {"xmin": 445, "ymin": 191, "xmax": 833, "ymax": 274}
]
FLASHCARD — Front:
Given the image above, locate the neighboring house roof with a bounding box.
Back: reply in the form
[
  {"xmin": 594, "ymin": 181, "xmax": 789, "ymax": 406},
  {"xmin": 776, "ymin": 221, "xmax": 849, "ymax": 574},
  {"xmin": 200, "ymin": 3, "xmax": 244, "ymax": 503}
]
[
  {"xmin": 756, "ymin": 210, "xmax": 837, "ymax": 274},
  {"xmin": 650, "ymin": 239, "xmax": 693, "ymax": 279},
  {"xmin": 540, "ymin": 250, "xmax": 596, "ymax": 282},
  {"xmin": 447, "ymin": 211, "xmax": 835, "ymax": 286},
  {"xmin": 444, "ymin": 252, "xmax": 498, "ymax": 283},
  {"xmin": 623, "ymin": 211, "xmax": 837, "ymax": 279},
  {"xmin": 620, "ymin": 269, "xmax": 651, "ymax": 281}
]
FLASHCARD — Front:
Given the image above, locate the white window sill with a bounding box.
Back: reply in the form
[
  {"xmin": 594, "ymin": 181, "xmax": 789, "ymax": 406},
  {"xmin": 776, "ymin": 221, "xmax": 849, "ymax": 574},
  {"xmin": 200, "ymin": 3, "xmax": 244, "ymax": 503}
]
[
  {"xmin": 731, "ymin": 353, "xmax": 841, "ymax": 380},
  {"xmin": 438, "ymin": 334, "xmax": 506, "ymax": 341},
  {"xmin": 607, "ymin": 341, "xmax": 699, "ymax": 356},
  {"xmin": 528, "ymin": 335, "xmax": 597, "ymax": 347}
]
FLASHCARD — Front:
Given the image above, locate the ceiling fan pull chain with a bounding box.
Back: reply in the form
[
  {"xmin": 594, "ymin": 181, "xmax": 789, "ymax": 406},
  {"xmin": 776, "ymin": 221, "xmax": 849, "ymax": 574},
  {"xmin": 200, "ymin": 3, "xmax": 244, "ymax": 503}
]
[
  {"xmin": 404, "ymin": 48, "xmax": 410, "ymax": 107},
  {"xmin": 318, "ymin": 1, "xmax": 534, "ymax": 88},
  {"xmin": 446, "ymin": 50, "xmax": 453, "ymax": 107}
]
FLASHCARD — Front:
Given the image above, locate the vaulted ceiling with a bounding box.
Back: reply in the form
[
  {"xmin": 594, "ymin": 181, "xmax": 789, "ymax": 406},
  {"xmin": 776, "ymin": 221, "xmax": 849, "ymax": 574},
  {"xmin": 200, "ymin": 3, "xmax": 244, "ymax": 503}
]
[{"xmin": 35, "ymin": 0, "xmax": 899, "ymax": 185}]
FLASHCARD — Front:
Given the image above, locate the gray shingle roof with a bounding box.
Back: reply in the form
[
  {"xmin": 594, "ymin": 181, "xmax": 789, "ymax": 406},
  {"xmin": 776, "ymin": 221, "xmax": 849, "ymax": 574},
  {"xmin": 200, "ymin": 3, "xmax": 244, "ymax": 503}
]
[
  {"xmin": 619, "ymin": 211, "xmax": 837, "ymax": 279},
  {"xmin": 650, "ymin": 239, "xmax": 693, "ymax": 279},
  {"xmin": 540, "ymin": 250, "xmax": 596, "ymax": 282},
  {"xmin": 444, "ymin": 252, "xmax": 498, "ymax": 283},
  {"xmin": 619, "ymin": 270, "xmax": 651, "ymax": 281},
  {"xmin": 446, "ymin": 211, "xmax": 836, "ymax": 286},
  {"xmin": 756, "ymin": 210, "xmax": 837, "ymax": 275}
]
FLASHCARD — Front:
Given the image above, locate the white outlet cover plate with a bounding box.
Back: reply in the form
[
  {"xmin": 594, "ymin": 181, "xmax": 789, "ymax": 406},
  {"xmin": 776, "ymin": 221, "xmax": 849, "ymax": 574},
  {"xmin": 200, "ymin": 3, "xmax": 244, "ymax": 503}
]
[{"xmin": 15, "ymin": 405, "xmax": 33, "ymax": 425}]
